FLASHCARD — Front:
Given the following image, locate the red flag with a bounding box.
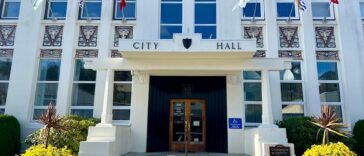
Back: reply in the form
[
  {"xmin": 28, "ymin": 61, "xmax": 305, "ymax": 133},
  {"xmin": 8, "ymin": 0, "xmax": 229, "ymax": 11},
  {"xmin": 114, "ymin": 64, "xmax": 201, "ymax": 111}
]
[
  {"xmin": 331, "ymin": 0, "xmax": 339, "ymax": 4},
  {"xmin": 120, "ymin": 0, "xmax": 126, "ymax": 11}
]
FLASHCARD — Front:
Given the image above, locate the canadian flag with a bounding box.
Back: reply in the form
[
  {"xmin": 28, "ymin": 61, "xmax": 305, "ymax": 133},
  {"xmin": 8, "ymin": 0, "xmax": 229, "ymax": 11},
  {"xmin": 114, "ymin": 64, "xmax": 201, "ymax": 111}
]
[
  {"xmin": 331, "ymin": 0, "xmax": 339, "ymax": 4},
  {"xmin": 120, "ymin": 0, "xmax": 127, "ymax": 11}
]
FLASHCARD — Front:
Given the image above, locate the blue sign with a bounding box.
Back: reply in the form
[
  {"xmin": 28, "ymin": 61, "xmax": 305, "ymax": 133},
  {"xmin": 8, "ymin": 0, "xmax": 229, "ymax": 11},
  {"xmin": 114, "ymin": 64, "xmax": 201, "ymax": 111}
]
[{"xmin": 228, "ymin": 118, "xmax": 242, "ymax": 129}]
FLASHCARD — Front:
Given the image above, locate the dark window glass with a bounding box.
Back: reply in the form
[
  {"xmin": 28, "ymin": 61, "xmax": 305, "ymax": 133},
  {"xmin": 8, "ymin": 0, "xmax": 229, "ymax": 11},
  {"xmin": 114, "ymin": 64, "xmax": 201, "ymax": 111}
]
[
  {"xmin": 161, "ymin": 4, "xmax": 182, "ymax": 24},
  {"xmin": 317, "ymin": 62, "xmax": 338, "ymax": 80},
  {"xmin": 0, "ymin": 108, "xmax": 4, "ymax": 114},
  {"xmin": 114, "ymin": 71, "xmax": 132, "ymax": 81},
  {"xmin": 281, "ymin": 83, "xmax": 303, "ymax": 102},
  {"xmin": 72, "ymin": 83, "xmax": 96, "ymax": 106},
  {"xmin": 47, "ymin": 1, "xmax": 67, "ymax": 19},
  {"xmin": 74, "ymin": 60, "xmax": 96, "ymax": 81},
  {"xmin": 245, "ymin": 104, "xmax": 262, "ymax": 123},
  {"xmin": 0, "ymin": 83, "xmax": 8, "ymax": 106},
  {"xmin": 243, "ymin": 3, "xmax": 261, "ymax": 18},
  {"xmin": 113, "ymin": 84, "xmax": 131, "ymax": 106},
  {"xmin": 81, "ymin": 1, "xmax": 102, "ymax": 19},
  {"xmin": 282, "ymin": 105, "xmax": 304, "ymax": 120},
  {"xmin": 277, "ymin": 3, "xmax": 295, "ymax": 17},
  {"xmin": 160, "ymin": 26, "xmax": 182, "ymax": 39},
  {"xmin": 195, "ymin": 4, "xmax": 216, "ymax": 24},
  {"xmin": 2, "ymin": 1, "xmax": 20, "ymax": 18},
  {"xmin": 280, "ymin": 62, "xmax": 301, "ymax": 80},
  {"xmin": 33, "ymin": 109, "xmax": 47, "ymax": 120},
  {"xmin": 195, "ymin": 26, "xmax": 216, "ymax": 39},
  {"xmin": 34, "ymin": 83, "xmax": 58, "ymax": 106},
  {"xmin": 38, "ymin": 59, "xmax": 61, "ymax": 81},
  {"xmin": 71, "ymin": 109, "xmax": 93, "ymax": 118},
  {"xmin": 243, "ymin": 71, "xmax": 261, "ymax": 80},
  {"xmin": 319, "ymin": 83, "xmax": 341, "ymax": 102},
  {"xmin": 115, "ymin": 0, "xmax": 136, "ymax": 19},
  {"xmin": 312, "ymin": 2, "xmax": 331, "ymax": 18},
  {"xmin": 244, "ymin": 83, "xmax": 262, "ymax": 101},
  {"xmin": 360, "ymin": 3, "xmax": 364, "ymax": 18},
  {"xmin": 0, "ymin": 58, "xmax": 12, "ymax": 80},
  {"xmin": 112, "ymin": 109, "xmax": 130, "ymax": 120}
]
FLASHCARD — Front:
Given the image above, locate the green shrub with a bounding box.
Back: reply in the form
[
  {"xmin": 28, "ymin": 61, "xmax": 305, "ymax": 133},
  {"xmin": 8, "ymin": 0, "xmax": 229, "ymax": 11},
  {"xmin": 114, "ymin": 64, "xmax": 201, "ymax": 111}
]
[
  {"xmin": 25, "ymin": 115, "xmax": 98, "ymax": 153},
  {"xmin": 353, "ymin": 120, "xmax": 364, "ymax": 155},
  {"xmin": 22, "ymin": 144, "xmax": 73, "ymax": 156},
  {"xmin": 0, "ymin": 115, "xmax": 21, "ymax": 156},
  {"xmin": 303, "ymin": 142, "xmax": 356, "ymax": 156}
]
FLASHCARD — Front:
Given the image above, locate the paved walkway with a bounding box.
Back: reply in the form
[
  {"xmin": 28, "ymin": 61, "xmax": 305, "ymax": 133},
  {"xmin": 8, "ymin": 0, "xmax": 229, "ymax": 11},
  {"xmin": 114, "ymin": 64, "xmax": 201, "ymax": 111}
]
[{"xmin": 122, "ymin": 152, "xmax": 249, "ymax": 156}]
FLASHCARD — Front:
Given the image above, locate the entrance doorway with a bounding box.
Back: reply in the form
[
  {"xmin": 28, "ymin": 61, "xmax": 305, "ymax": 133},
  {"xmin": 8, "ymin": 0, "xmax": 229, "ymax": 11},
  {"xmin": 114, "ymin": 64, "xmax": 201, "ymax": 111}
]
[{"xmin": 169, "ymin": 99, "xmax": 206, "ymax": 152}]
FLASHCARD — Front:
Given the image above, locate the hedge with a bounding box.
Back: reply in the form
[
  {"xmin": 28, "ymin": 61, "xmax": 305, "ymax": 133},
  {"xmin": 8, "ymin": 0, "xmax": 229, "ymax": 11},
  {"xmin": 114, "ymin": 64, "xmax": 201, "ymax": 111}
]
[
  {"xmin": 353, "ymin": 120, "xmax": 364, "ymax": 155},
  {"xmin": 0, "ymin": 115, "xmax": 21, "ymax": 156}
]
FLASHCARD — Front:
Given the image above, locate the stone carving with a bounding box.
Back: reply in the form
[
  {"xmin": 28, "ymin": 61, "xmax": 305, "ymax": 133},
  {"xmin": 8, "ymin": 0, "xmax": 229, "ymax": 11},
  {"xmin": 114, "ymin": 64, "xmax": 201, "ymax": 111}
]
[
  {"xmin": 78, "ymin": 26, "xmax": 98, "ymax": 47},
  {"xmin": 279, "ymin": 51, "xmax": 302, "ymax": 60},
  {"xmin": 75, "ymin": 50, "xmax": 98, "ymax": 58},
  {"xmin": 253, "ymin": 50, "xmax": 266, "ymax": 58},
  {"xmin": 40, "ymin": 49, "xmax": 62, "ymax": 58},
  {"xmin": 43, "ymin": 25, "xmax": 63, "ymax": 47},
  {"xmin": 316, "ymin": 51, "xmax": 339, "ymax": 60},
  {"xmin": 244, "ymin": 26, "xmax": 264, "ymax": 48},
  {"xmin": 111, "ymin": 50, "xmax": 122, "ymax": 58},
  {"xmin": 0, "ymin": 49, "xmax": 13, "ymax": 57},
  {"xmin": 114, "ymin": 26, "xmax": 133, "ymax": 47},
  {"xmin": 315, "ymin": 26, "xmax": 336, "ymax": 48},
  {"xmin": 0, "ymin": 25, "xmax": 16, "ymax": 46},
  {"xmin": 279, "ymin": 26, "xmax": 299, "ymax": 48}
]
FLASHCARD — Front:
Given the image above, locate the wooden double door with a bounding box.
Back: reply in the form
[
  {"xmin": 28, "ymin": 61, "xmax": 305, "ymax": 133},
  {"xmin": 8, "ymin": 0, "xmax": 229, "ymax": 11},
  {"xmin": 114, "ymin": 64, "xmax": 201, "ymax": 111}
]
[{"xmin": 169, "ymin": 99, "xmax": 206, "ymax": 152}]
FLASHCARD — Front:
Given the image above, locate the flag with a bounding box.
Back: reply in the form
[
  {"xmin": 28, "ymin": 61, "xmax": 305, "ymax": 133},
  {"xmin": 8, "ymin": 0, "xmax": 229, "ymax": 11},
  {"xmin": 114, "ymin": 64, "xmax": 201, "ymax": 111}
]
[
  {"xmin": 232, "ymin": 0, "xmax": 252, "ymax": 11},
  {"xmin": 296, "ymin": 0, "xmax": 306, "ymax": 11},
  {"xmin": 331, "ymin": 0, "xmax": 339, "ymax": 4},
  {"xmin": 120, "ymin": 0, "xmax": 127, "ymax": 11},
  {"xmin": 32, "ymin": 0, "xmax": 43, "ymax": 10},
  {"xmin": 78, "ymin": 0, "xmax": 84, "ymax": 8}
]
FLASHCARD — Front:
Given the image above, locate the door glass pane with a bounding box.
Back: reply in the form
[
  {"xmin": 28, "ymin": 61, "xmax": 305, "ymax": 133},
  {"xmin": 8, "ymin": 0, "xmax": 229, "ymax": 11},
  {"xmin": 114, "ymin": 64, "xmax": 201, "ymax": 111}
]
[
  {"xmin": 190, "ymin": 101, "xmax": 203, "ymax": 143},
  {"xmin": 173, "ymin": 102, "xmax": 185, "ymax": 142}
]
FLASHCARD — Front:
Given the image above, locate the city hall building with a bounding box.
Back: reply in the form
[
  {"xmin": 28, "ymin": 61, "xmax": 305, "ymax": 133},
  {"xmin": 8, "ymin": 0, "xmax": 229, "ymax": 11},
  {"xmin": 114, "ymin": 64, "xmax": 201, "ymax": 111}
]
[{"xmin": 1, "ymin": 0, "xmax": 364, "ymax": 155}]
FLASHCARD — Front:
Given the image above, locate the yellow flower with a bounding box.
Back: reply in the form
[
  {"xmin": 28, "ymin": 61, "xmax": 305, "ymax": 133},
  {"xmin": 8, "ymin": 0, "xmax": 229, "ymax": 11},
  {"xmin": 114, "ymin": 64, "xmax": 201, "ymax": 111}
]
[
  {"xmin": 303, "ymin": 142, "xmax": 356, "ymax": 156},
  {"xmin": 22, "ymin": 144, "xmax": 73, "ymax": 156}
]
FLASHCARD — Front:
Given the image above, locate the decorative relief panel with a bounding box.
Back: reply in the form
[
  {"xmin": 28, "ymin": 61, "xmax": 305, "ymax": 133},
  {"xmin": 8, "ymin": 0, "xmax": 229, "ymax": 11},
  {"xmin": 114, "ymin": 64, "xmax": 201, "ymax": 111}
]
[
  {"xmin": 315, "ymin": 26, "xmax": 336, "ymax": 48},
  {"xmin": 43, "ymin": 25, "xmax": 63, "ymax": 47},
  {"xmin": 40, "ymin": 49, "xmax": 62, "ymax": 58},
  {"xmin": 111, "ymin": 50, "xmax": 122, "ymax": 58},
  {"xmin": 75, "ymin": 50, "xmax": 98, "ymax": 58},
  {"xmin": 279, "ymin": 26, "xmax": 299, "ymax": 48},
  {"xmin": 253, "ymin": 50, "xmax": 266, "ymax": 58},
  {"xmin": 316, "ymin": 51, "xmax": 339, "ymax": 60},
  {"xmin": 114, "ymin": 26, "xmax": 133, "ymax": 47},
  {"xmin": 279, "ymin": 51, "xmax": 302, "ymax": 60},
  {"xmin": 78, "ymin": 26, "xmax": 98, "ymax": 47},
  {"xmin": 244, "ymin": 26, "xmax": 264, "ymax": 48},
  {"xmin": 0, "ymin": 25, "xmax": 16, "ymax": 46},
  {"xmin": 0, "ymin": 49, "xmax": 13, "ymax": 57}
]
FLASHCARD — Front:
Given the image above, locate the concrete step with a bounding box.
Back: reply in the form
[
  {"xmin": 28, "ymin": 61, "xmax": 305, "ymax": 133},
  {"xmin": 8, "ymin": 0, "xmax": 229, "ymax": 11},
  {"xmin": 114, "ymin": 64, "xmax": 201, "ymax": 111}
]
[{"xmin": 79, "ymin": 140, "xmax": 115, "ymax": 156}]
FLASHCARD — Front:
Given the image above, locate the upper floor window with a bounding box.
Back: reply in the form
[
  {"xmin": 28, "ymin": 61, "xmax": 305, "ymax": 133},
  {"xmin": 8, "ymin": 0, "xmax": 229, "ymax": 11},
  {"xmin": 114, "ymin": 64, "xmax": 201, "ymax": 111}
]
[
  {"xmin": 1, "ymin": 0, "xmax": 20, "ymax": 19},
  {"xmin": 114, "ymin": 0, "xmax": 136, "ymax": 20},
  {"xmin": 312, "ymin": 1, "xmax": 334, "ymax": 20},
  {"xmin": 242, "ymin": 0, "xmax": 264, "ymax": 20},
  {"xmin": 195, "ymin": 0, "xmax": 216, "ymax": 39},
  {"xmin": 80, "ymin": 0, "xmax": 102, "ymax": 20},
  {"xmin": 276, "ymin": 0, "xmax": 299, "ymax": 20},
  {"xmin": 360, "ymin": 1, "xmax": 364, "ymax": 19},
  {"xmin": 160, "ymin": 0, "xmax": 182, "ymax": 39},
  {"xmin": 45, "ymin": 0, "xmax": 67, "ymax": 20}
]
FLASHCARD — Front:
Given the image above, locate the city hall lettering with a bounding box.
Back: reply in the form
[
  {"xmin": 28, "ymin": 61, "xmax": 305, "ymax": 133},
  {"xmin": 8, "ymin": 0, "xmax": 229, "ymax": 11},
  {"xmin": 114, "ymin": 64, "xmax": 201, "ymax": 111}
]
[
  {"xmin": 131, "ymin": 41, "xmax": 243, "ymax": 51},
  {"xmin": 133, "ymin": 42, "xmax": 159, "ymax": 50},
  {"xmin": 217, "ymin": 42, "xmax": 242, "ymax": 50}
]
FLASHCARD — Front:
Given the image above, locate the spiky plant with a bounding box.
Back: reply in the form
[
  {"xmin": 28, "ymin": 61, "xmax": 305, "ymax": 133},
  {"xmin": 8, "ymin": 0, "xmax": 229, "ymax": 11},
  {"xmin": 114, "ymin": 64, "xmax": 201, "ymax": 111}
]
[
  {"xmin": 310, "ymin": 105, "xmax": 351, "ymax": 145},
  {"xmin": 38, "ymin": 102, "xmax": 64, "ymax": 148}
]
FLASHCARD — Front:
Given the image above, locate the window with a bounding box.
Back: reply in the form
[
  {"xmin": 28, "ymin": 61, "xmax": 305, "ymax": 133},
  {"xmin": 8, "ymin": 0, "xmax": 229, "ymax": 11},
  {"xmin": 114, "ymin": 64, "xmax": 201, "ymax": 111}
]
[
  {"xmin": 114, "ymin": 0, "xmax": 136, "ymax": 20},
  {"xmin": 312, "ymin": 1, "xmax": 334, "ymax": 20},
  {"xmin": 276, "ymin": 1, "xmax": 299, "ymax": 20},
  {"xmin": 280, "ymin": 62, "xmax": 305, "ymax": 120},
  {"xmin": 360, "ymin": 2, "xmax": 364, "ymax": 19},
  {"xmin": 242, "ymin": 0, "xmax": 264, "ymax": 20},
  {"xmin": 71, "ymin": 59, "xmax": 96, "ymax": 118},
  {"xmin": 243, "ymin": 71, "xmax": 262, "ymax": 125},
  {"xmin": 0, "ymin": 57, "xmax": 12, "ymax": 114},
  {"xmin": 113, "ymin": 71, "xmax": 132, "ymax": 124},
  {"xmin": 195, "ymin": 0, "xmax": 216, "ymax": 39},
  {"xmin": 33, "ymin": 59, "xmax": 61, "ymax": 120},
  {"xmin": 45, "ymin": 0, "xmax": 67, "ymax": 20},
  {"xmin": 80, "ymin": 0, "xmax": 102, "ymax": 20},
  {"xmin": 317, "ymin": 62, "xmax": 343, "ymax": 120},
  {"xmin": 1, "ymin": 0, "xmax": 20, "ymax": 19},
  {"xmin": 160, "ymin": 0, "xmax": 182, "ymax": 39}
]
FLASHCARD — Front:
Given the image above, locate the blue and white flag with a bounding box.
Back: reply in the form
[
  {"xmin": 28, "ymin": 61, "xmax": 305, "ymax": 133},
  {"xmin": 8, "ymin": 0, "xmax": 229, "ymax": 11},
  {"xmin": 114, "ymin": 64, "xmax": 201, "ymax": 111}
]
[
  {"xmin": 78, "ymin": 0, "xmax": 84, "ymax": 8},
  {"xmin": 32, "ymin": 0, "xmax": 43, "ymax": 10},
  {"xmin": 296, "ymin": 0, "xmax": 306, "ymax": 11},
  {"xmin": 232, "ymin": 0, "xmax": 252, "ymax": 11}
]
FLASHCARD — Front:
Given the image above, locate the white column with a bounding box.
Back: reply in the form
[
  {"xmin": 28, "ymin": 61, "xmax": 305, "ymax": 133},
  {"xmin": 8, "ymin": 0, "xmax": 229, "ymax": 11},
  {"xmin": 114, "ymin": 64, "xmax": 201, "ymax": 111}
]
[
  {"xmin": 300, "ymin": 0, "xmax": 321, "ymax": 116},
  {"xmin": 99, "ymin": 69, "xmax": 114, "ymax": 125},
  {"xmin": 260, "ymin": 70, "xmax": 277, "ymax": 128}
]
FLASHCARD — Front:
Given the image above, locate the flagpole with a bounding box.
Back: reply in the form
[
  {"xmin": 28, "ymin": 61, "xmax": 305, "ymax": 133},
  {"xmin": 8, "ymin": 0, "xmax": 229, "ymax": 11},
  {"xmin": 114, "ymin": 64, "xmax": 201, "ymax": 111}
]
[
  {"xmin": 288, "ymin": 0, "xmax": 295, "ymax": 21},
  {"xmin": 84, "ymin": 0, "xmax": 90, "ymax": 20},
  {"xmin": 252, "ymin": 0, "xmax": 258, "ymax": 21}
]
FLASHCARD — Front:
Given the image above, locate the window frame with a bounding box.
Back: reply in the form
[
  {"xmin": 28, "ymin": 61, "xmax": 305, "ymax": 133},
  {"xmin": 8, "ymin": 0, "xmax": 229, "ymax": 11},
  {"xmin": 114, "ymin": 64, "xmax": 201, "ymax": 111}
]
[
  {"xmin": 0, "ymin": 57, "xmax": 12, "ymax": 114},
  {"xmin": 311, "ymin": 0, "xmax": 335, "ymax": 20},
  {"xmin": 160, "ymin": 0, "xmax": 183, "ymax": 39},
  {"xmin": 112, "ymin": 71, "xmax": 132, "ymax": 125},
  {"xmin": 241, "ymin": 0, "xmax": 265, "ymax": 21},
  {"xmin": 276, "ymin": 0, "xmax": 299, "ymax": 20},
  {"xmin": 45, "ymin": 0, "xmax": 67, "ymax": 20},
  {"xmin": 242, "ymin": 71, "xmax": 262, "ymax": 127},
  {"xmin": 360, "ymin": 0, "xmax": 364, "ymax": 20},
  {"xmin": 113, "ymin": 0, "xmax": 137, "ymax": 20},
  {"xmin": 79, "ymin": 0, "xmax": 102, "ymax": 20},
  {"xmin": 1, "ymin": 0, "xmax": 21, "ymax": 19},
  {"xmin": 194, "ymin": 0, "xmax": 217, "ymax": 39}
]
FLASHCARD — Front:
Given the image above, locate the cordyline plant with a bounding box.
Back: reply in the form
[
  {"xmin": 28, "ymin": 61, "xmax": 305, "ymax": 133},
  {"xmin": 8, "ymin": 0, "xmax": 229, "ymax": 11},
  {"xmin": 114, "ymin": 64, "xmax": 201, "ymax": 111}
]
[
  {"xmin": 38, "ymin": 102, "xmax": 65, "ymax": 148},
  {"xmin": 310, "ymin": 105, "xmax": 351, "ymax": 145}
]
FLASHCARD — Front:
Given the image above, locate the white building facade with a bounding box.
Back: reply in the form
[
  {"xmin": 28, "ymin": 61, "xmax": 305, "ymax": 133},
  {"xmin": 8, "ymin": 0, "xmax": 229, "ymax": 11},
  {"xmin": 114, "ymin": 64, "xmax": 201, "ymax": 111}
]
[{"xmin": 1, "ymin": 0, "xmax": 364, "ymax": 155}]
